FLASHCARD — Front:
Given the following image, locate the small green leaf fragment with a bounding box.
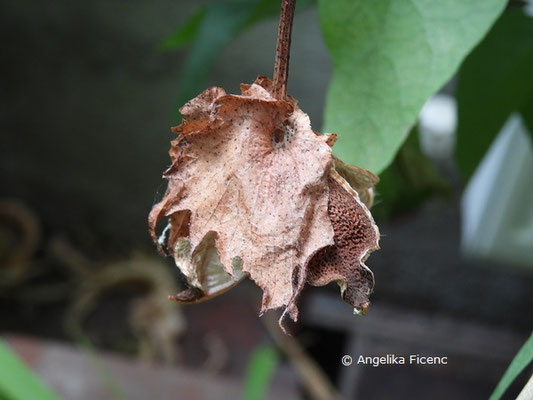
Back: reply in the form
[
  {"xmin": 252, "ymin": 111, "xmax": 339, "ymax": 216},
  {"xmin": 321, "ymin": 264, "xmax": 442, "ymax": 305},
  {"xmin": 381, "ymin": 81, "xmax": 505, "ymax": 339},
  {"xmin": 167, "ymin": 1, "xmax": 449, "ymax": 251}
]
[
  {"xmin": 242, "ymin": 346, "xmax": 280, "ymax": 400},
  {"xmin": 0, "ymin": 339, "xmax": 60, "ymax": 400},
  {"xmin": 490, "ymin": 332, "xmax": 533, "ymax": 400}
]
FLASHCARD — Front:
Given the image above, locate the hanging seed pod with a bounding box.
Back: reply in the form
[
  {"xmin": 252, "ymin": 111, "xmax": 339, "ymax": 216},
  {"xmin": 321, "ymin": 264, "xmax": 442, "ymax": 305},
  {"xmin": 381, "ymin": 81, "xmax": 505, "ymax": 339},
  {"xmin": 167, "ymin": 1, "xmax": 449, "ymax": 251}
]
[{"xmin": 149, "ymin": 76, "xmax": 379, "ymax": 329}]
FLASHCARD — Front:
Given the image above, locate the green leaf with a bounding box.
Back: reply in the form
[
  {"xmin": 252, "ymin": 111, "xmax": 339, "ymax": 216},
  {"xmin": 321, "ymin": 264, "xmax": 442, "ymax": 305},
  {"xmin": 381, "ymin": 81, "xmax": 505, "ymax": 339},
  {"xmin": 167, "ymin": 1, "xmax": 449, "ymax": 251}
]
[
  {"xmin": 159, "ymin": 7, "xmax": 207, "ymax": 52},
  {"xmin": 0, "ymin": 339, "xmax": 60, "ymax": 400},
  {"xmin": 318, "ymin": 0, "xmax": 506, "ymax": 174},
  {"xmin": 457, "ymin": 9, "xmax": 533, "ymax": 180},
  {"xmin": 242, "ymin": 345, "xmax": 279, "ymax": 400},
  {"xmin": 490, "ymin": 332, "xmax": 533, "ymax": 400}
]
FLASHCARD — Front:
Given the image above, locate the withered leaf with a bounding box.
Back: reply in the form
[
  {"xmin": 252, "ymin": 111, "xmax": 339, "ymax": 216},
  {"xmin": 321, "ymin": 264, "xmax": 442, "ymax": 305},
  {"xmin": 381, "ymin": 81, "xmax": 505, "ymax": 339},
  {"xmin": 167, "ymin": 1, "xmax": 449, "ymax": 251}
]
[
  {"xmin": 149, "ymin": 76, "xmax": 380, "ymax": 326},
  {"xmin": 307, "ymin": 169, "xmax": 379, "ymax": 315},
  {"xmin": 150, "ymin": 77, "xmax": 335, "ymax": 321},
  {"xmin": 333, "ymin": 156, "xmax": 378, "ymax": 209}
]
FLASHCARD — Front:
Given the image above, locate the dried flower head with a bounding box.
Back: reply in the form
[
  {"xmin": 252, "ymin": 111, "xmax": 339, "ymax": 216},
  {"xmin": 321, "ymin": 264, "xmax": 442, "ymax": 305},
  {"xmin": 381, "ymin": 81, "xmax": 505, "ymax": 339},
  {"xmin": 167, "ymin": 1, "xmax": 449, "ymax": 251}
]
[{"xmin": 149, "ymin": 76, "xmax": 379, "ymax": 328}]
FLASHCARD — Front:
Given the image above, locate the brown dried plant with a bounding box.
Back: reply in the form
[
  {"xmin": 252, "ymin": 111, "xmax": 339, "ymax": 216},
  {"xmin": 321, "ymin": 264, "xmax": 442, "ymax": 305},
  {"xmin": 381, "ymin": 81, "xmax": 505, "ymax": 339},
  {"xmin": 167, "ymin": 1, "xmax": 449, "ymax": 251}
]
[{"xmin": 149, "ymin": 76, "xmax": 379, "ymax": 329}]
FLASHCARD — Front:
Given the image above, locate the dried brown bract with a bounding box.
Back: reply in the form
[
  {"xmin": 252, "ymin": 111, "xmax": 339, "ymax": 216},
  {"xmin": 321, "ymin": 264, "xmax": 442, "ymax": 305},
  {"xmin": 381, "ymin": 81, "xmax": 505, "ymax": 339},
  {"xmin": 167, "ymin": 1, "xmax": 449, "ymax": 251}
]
[{"xmin": 149, "ymin": 76, "xmax": 379, "ymax": 328}]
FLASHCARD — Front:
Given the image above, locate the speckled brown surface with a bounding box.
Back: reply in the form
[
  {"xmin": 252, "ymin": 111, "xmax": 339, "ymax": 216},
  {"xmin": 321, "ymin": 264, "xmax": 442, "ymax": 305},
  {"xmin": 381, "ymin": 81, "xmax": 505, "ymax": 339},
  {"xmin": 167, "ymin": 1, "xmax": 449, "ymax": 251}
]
[
  {"xmin": 307, "ymin": 171, "xmax": 379, "ymax": 314},
  {"xmin": 149, "ymin": 76, "xmax": 379, "ymax": 325}
]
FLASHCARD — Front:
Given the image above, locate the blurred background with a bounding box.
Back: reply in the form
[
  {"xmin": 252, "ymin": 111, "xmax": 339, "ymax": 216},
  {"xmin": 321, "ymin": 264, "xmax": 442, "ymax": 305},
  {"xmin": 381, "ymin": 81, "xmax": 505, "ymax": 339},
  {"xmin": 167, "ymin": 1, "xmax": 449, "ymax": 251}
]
[{"xmin": 1, "ymin": 0, "xmax": 532, "ymax": 399}]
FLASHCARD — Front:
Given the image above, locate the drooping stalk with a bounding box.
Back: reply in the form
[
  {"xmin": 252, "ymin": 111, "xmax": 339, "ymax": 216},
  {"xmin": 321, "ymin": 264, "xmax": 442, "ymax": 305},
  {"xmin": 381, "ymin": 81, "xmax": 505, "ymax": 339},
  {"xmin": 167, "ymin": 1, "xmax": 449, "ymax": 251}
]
[{"xmin": 273, "ymin": 0, "xmax": 296, "ymax": 100}]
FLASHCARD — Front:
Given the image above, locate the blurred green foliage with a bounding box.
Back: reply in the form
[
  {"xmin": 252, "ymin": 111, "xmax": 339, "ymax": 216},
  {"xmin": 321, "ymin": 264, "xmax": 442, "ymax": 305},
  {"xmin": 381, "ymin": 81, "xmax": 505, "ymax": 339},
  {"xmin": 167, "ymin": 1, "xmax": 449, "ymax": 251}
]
[
  {"xmin": 160, "ymin": 0, "xmax": 315, "ymax": 107},
  {"xmin": 0, "ymin": 340, "xmax": 60, "ymax": 400},
  {"xmin": 159, "ymin": 7, "xmax": 207, "ymax": 51},
  {"xmin": 372, "ymin": 128, "xmax": 450, "ymax": 220},
  {"xmin": 457, "ymin": 8, "xmax": 533, "ymax": 181}
]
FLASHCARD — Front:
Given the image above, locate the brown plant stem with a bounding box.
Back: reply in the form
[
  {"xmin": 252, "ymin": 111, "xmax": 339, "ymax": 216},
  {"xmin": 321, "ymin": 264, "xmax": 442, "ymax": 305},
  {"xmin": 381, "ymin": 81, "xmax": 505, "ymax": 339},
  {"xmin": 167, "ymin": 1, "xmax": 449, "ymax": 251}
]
[
  {"xmin": 262, "ymin": 313, "xmax": 340, "ymax": 400},
  {"xmin": 273, "ymin": 0, "xmax": 296, "ymax": 100}
]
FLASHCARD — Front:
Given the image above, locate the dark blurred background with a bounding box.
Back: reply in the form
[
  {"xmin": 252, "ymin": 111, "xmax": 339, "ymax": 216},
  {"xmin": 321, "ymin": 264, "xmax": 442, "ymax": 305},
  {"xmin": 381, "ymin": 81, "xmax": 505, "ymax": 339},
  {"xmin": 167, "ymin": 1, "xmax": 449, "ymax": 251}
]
[{"xmin": 1, "ymin": 1, "xmax": 532, "ymax": 399}]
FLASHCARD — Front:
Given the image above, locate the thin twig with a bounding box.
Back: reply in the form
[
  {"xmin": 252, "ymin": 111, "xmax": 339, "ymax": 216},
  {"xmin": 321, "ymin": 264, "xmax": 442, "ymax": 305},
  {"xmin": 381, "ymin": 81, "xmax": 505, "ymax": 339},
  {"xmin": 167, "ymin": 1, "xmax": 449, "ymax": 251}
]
[
  {"xmin": 273, "ymin": 0, "xmax": 296, "ymax": 100},
  {"xmin": 262, "ymin": 313, "xmax": 340, "ymax": 400}
]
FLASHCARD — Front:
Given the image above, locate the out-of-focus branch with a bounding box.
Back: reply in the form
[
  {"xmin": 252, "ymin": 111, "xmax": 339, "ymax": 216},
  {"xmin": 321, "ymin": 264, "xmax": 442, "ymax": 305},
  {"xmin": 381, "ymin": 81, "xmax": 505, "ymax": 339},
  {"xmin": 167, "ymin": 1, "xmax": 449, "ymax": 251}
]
[{"xmin": 263, "ymin": 313, "xmax": 340, "ymax": 400}]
